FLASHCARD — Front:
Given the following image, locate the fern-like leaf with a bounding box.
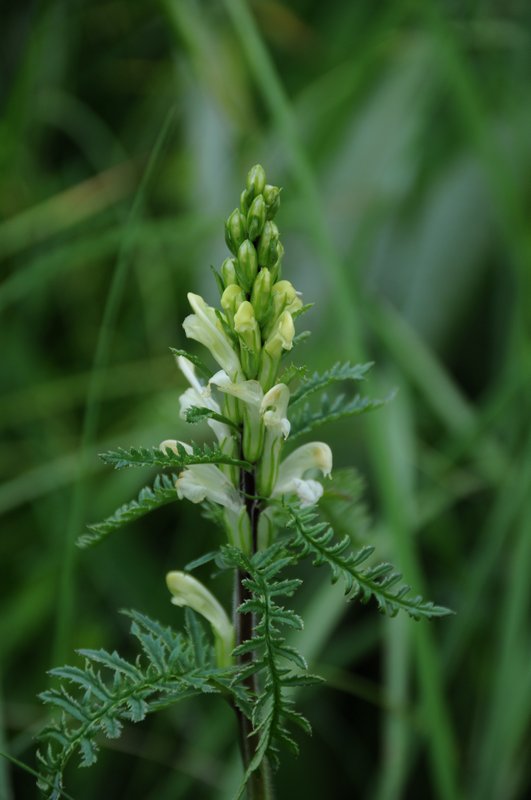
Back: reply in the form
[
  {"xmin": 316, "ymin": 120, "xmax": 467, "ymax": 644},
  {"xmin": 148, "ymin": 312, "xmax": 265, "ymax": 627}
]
[
  {"xmin": 220, "ymin": 545, "xmax": 321, "ymax": 793},
  {"xmin": 78, "ymin": 474, "xmax": 179, "ymax": 548},
  {"xmin": 286, "ymin": 505, "xmax": 452, "ymax": 620},
  {"xmin": 289, "ymin": 392, "xmax": 386, "ymax": 439},
  {"xmin": 184, "ymin": 405, "xmax": 239, "ymax": 430},
  {"xmin": 279, "ymin": 363, "xmax": 309, "ymax": 387},
  {"xmin": 169, "ymin": 348, "xmax": 210, "ymax": 378},
  {"xmin": 99, "ymin": 442, "xmax": 251, "ymax": 470},
  {"xmin": 289, "ymin": 361, "xmax": 373, "ymax": 409},
  {"xmin": 291, "ymin": 303, "xmax": 314, "ymax": 320},
  {"xmin": 37, "ymin": 610, "xmax": 242, "ymax": 800},
  {"xmin": 287, "ymin": 330, "xmax": 311, "ymax": 353}
]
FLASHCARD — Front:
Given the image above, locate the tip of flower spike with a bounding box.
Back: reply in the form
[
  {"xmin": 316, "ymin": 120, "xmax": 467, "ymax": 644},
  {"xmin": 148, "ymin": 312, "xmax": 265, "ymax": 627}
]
[{"xmin": 246, "ymin": 164, "xmax": 266, "ymax": 197}]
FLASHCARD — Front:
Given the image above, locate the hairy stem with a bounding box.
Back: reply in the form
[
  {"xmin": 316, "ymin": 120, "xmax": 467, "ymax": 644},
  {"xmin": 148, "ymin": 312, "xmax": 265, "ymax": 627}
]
[{"xmin": 232, "ymin": 465, "xmax": 273, "ymax": 799}]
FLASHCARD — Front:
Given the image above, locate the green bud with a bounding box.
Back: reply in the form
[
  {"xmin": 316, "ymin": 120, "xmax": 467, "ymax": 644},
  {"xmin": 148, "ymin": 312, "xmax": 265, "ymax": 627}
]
[
  {"xmin": 246, "ymin": 164, "xmax": 266, "ymax": 198},
  {"xmin": 270, "ymin": 241, "xmax": 284, "ymax": 283},
  {"xmin": 263, "ymin": 184, "xmax": 281, "ymax": 219},
  {"xmin": 258, "ymin": 310, "xmax": 295, "ymax": 390},
  {"xmin": 219, "ymin": 432, "xmax": 239, "ymax": 486},
  {"xmin": 222, "ymin": 392, "xmax": 241, "ymax": 426},
  {"xmin": 251, "ymin": 267, "xmax": 272, "ymax": 324},
  {"xmin": 263, "ymin": 279, "xmax": 303, "ymax": 337},
  {"xmin": 220, "ymin": 257, "xmax": 237, "ymax": 287},
  {"xmin": 257, "ymin": 507, "xmax": 276, "ymax": 549},
  {"xmin": 256, "ymin": 434, "xmax": 283, "ymax": 498},
  {"xmin": 240, "ymin": 188, "xmax": 252, "ymax": 215},
  {"xmin": 221, "ymin": 284, "xmax": 245, "ymax": 327},
  {"xmin": 247, "ymin": 194, "xmax": 267, "ymax": 241},
  {"xmin": 234, "ymin": 301, "xmax": 261, "ymax": 379},
  {"xmin": 257, "ymin": 220, "xmax": 280, "ymax": 268},
  {"xmin": 225, "ymin": 208, "xmax": 247, "ymax": 255},
  {"xmin": 242, "ymin": 401, "xmax": 264, "ymax": 464},
  {"xmin": 228, "ymin": 507, "xmax": 252, "ymax": 554},
  {"xmin": 236, "ymin": 239, "xmax": 258, "ymax": 294}
]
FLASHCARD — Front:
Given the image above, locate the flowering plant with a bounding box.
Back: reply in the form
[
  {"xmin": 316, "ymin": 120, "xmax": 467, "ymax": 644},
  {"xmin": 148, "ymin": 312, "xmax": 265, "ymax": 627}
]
[{"xmin": 37, "ymin": 166, "xmax": 449, "ymax": 800}]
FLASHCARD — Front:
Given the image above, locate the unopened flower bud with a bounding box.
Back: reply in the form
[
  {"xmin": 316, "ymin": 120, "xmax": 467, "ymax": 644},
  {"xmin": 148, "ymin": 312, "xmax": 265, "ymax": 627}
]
[
  {"xmin": 270, "ymin": 241, "xmax": 284, "ymax": 283},
  {"xmin": 234, "ymin": 301, "xmax": 261, "ymax": 379},
  {"xmin": 221, "ymin": 284, "xmax": 245, "ymax": 327},
  {"xmin": 257, "ymin": 220, "xmax": 280, "ymax": 268},
  {"xmin": 263, "ymin": 184, "xmax": 281, "ymax": 219},
  {"xmin": 257, "ymin": 507, "xmax": 276, "ymax": 549},
  {"xmin": 240, "ymin": 188, "xmax": 252, "ymax": 215},
  {"xmin": 258, "ymin": 310, "xmax": 295, "ymax": 389},
  {"xmin": 220, "ymin": 257, "xmax": 237, "ymax": 287},
  {"xmin": 225, "ymin": 208, "xmax": 247, "ymax": 255},
  {"xmin": 251, "ymin": 267, "xmax": 272, "ymax": 324},
  {"xmin": 235, "ymin": 239, "xmax": 258, "ymax": 294},
  {"xmin": 263, "ymin": 280, "xmax": 302, "ymax": 338},
  {"xmin": 247, "ymin": 194, "xmax": 267, "ymax": 241},
  {"xmin": 226, "ymin": 506, "xmax": 252, "ymax": 554},
  {"xmin": 246, "ymin": 164, "xmax": 266, "ymax": 198},
  {"xmin": 166, "ymin": 571, "xmax": 234, "ymax": 668}
]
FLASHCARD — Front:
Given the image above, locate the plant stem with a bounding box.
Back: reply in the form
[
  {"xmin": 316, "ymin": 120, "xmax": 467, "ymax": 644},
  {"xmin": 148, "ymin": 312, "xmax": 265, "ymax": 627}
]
[{"xmin": 232, "ymin": 465, "xmax": 273, "ymax": 800}]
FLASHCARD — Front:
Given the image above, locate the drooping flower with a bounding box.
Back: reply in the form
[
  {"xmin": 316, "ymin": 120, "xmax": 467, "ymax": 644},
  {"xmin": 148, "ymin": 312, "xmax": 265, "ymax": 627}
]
[
  {"xmin": 160, "ymin": 439, "xmax": 251, "ymax": 552},
  {"xmin": 166, "ymin": 571, "xmax": 234, "ymax": 667},
  {"xmin": 160, "ymin": 440, "xmax": 242, "ymax": 512},
  {"xmin": 273, "ymin": 442, "xmax": 332, "ymax": 507},
  {"xmin": 261, "ymin": 383, "xmax": 291, "ymax": 440},
  {"xmin": 176, "ymin": 356, "xmax": 231, "ymax": 445},
  {"xmin": 210, "ymin": 371, "xmax": 290, "ymax": 465},
  {"xmin": 182, "ymin": 293, "xmax": 242, "ymax": 380}
]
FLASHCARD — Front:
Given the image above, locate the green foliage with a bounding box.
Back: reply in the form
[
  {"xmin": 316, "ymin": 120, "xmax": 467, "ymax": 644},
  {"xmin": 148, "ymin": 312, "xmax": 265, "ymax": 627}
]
[
  {"xmin": 289, "ymin": 361, "xmax": 374, "ymax": 408},
  {"xmin": 289, "ymin": 331, "xmax": 311, "ymax": 352},
  {"xmin": 285, "ymin": 505, "xmax": 452, "ymax": 620},
  {"xmin": 168, "ymin": 348, "xmax": 211, "ymax": 378},
  {"xmin": 99, "ymin": 443, "xmax": 251, "ymax": 470},
  {"xmin": 37, "ymin": 610, "xmax": 242, "ymax": 800},
  {"xmin": 291, "ymin": 303, "xmax": 314, "ymax": 321},
  {"xmin": 220, "ymin": 545, "xmax": 321, "ymax": 791},
  {"xmin": 289, "ymin": 391, "xmax": 386, "ymax": 439},
  {"xmin": 279, "ymin": 363, "xmax": 309, "ymax": 386},
  {"xmin": 184, "ymin": 405, "xmax": 239, "ymax": 430},
  {"xmin": 78, "ymin": 474, "xmax": 179, "ymax": 548}
]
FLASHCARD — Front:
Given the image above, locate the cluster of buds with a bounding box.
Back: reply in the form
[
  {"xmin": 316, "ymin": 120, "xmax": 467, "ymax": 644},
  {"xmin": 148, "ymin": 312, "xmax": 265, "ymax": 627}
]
[
  {"xmin": 221, "ymin": 164, "xmax": 298, "ymax": 387},
  {"xmin": 163, "ymin": 166, "xmax": 332, "ymax": 665}
]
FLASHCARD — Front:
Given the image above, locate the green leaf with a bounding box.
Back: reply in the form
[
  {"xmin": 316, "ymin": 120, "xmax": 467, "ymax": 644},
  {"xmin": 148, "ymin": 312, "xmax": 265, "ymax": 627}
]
[
  {"xmin": 289, "ymin": 361, "xmax": 374, "ymax": 409},
  {"xmin": 37, "ymin": 611, "xmax": 241, "ymax": 800},
  {"xmin": 291, "ymin": 302, "xmax": 314, "ymax": 320},
  {"xmin": 99, "ymin": 442, "xmax": 251, "ymax": 471},
  {"xmin": 78, "ymin": 473, "xmax": 179, "ymax": 548},
  {"xmin": 221, "ymin": 544, "xmax": 315, "ymax": 781},
  {"xmin": 286, "ymin": 505, "xmax": 452, "ymax": 620},
  {"xmin": 184, "ymin": 405, "xmax": 239, "ymax": 430},
  {"xmin": 184, "ymin": 550, "xmax": 219, "ymax": 572},
  {"xmin": 169, "ymin": 348, "xmax": 210, "ymax": 378},
  {"xmin": 210, "ymin": 264, "xmax": 225, "ymax": 296},
  {"xmin": 279, "ymin": 363, "xmax": 309, "ymax": 387},
  {"xmin": 289, "ymin": 392, "xmax": 387, "ymax": 440}
]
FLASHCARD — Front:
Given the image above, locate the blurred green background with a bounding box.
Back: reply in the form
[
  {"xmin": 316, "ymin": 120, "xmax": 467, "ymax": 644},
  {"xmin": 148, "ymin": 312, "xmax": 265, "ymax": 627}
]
[{"xmin": 2, "ymin": 0, "xmax": 531, "ymax": 798}]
